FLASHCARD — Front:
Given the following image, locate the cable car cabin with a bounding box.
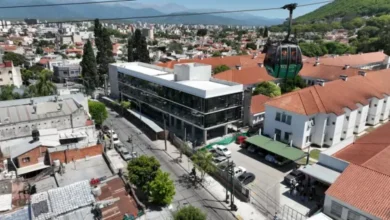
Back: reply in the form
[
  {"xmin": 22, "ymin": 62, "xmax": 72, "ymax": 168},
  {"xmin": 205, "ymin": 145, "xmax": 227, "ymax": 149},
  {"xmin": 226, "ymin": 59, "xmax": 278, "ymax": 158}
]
[{"xmin": 264, "ymin": 44, "xmax": 302, "ymax": 78}]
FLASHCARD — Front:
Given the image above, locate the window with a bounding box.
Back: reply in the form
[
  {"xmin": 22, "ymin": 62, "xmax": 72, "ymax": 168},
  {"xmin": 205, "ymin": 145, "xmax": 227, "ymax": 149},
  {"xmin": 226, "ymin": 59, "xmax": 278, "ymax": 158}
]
[
  {"xmin": 330, "ymin": 201, "xmax": 343, "ymax": 217},
  {"xmin": 0, "ymin": 78, "xmax": 3, "ymax": 82},
  {"xmin": 358, "ymin": 111, "xmax": 361, "ymax": 114},
  {"xmin": 281, "ymin": 114, "xmax": 287, "ymax": 123},
  {"xmin": 374, "ymin": 104, "xmax": 377, "ymax": 107},
  {"xmin": 275, "ymin": 112, "xmax": 281, "ymax": 121},
  {"xmin": 347, "ymin": 210, "xmax": 360, "ymax": 220},
  {"xmin": 22, "ymin": 157, "xmax": 31, "ymax": 163},
  {"xmin": 332, "ymin": 122, "xmax": 335, "ymax": 125},
  {"xmin": 346, "ymin": 116, "xmax": 349, "ymax": 121},
  {"xmin": 286, "ymin": 116, "xmax": 292, "ymax": 125},
  {"xmin": 275, "ymin": 129, "xmax": 281, "ymax": 140},
  {"xmin": 330, "ymin": 138, "xmax": 333, "ymax": 141},
  {"xmin": 284, "ymin": 132, "xmax": 290, "ymax": 141},
  {"xmin": 305, "ymin": 135, "xmax": 311, "ymax": 143}
]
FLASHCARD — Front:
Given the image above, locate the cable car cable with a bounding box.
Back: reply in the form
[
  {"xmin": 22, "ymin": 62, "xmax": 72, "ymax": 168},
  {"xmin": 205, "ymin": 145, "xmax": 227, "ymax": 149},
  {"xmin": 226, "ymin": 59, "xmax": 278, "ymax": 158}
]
[{"xmin": 0, "ymin": 0, "xmax": 137, "ymax": 9}]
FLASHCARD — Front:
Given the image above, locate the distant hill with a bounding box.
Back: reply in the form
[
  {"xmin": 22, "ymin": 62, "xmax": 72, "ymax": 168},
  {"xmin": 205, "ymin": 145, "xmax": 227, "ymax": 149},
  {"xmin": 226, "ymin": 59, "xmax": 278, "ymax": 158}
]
[
  {"xmin": 0, "ymin": 0, "xmax": 283, "ymax": 26},
  {"xmin": 296, "ymin": 0, "xmax": 390, "ymax": 23}
]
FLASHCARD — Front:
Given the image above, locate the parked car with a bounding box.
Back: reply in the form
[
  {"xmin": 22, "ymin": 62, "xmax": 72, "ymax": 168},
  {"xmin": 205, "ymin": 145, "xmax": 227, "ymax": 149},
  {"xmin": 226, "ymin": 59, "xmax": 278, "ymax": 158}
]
[
  {"xmin": 238, "ymin": 172, "xmax": 256, "ymax": 185},
  {"xmin": 215, "ymin": 145, "xmax": 232, "ymax": 158},
  {"xmin": 112, "ymin": 134, "xmax": 121, "ymax": 145},
  {"xmin": 233, "ymin": 166, "xmax": 247, "ymax": 177},
  {"xmin": 247, "ymin": 145, "xmax": 258, "ymax": 153},
  {"xmin": 236, "ymin": 136, "xmax": 246, "ymax": 145},
  {"xmin": 212, "ymin": 156, "xmax": 228, "ymax": 166},
  {"xmin": 284, "ymin": 170, "xmax": 305, "ymax": 185},
  {"xmin": 119, "ymin": 148, "xmax": 139, "ymax": 161}
]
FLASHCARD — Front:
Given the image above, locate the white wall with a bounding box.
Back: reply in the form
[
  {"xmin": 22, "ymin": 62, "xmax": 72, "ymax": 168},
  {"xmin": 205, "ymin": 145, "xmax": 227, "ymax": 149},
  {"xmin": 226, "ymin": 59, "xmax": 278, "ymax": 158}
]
[
  {"xmin": 109, "ymin": 65, "xmax": 120, "ymax": 98},
  {"xmin": 264, "ymin": 105, "xmax": 309, "ymax": 148},
  {"xmin": 354, "ymin": 104, "xmax": 369, "ymax": 134},
  {"xmin": 324, "ymin": 114, "xmax": 345, "ymax": 147},
  {"xmin": 341, "ymin": 108, "xmax": 357, "ymax": 140},
  {"xmin": 367, "ymin": 98, "xmax": 383, "ymax": 125},
  {"xmin": 380, "ymin": 96, "xmax": 390, "ymax": 121},
  {"xmin": 324, "ymin": 195, "xmax": 379, "ymax": 220},
  {"xmin": 311, "ymin": 114, "xmax": 328, "ymax": 146}
]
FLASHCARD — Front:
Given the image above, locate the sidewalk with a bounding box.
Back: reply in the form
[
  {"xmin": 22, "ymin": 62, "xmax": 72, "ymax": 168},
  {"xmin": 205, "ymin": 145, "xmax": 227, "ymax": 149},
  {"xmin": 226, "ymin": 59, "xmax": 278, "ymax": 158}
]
[{"xmin": 153, "ymin": 140, "xmax": 269, "ymax": 220}]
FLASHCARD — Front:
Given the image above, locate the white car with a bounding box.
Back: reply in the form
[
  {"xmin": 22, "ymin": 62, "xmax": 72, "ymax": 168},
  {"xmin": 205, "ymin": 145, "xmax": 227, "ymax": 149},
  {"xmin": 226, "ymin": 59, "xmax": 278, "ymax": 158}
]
[
  {"xmin": 112, "ymin": 134, "xmax": 121, "ymax": 145},
  {"xmin": 233, "ymin": 166, "xmax": 247, "ymax": 177},
  {"xmin": 215, "ymin": 145, "xmax": 232, "ymax": 158},
  {"xmin": 212, "ymin": 156, "xmax": 228, "ymax": 166}
]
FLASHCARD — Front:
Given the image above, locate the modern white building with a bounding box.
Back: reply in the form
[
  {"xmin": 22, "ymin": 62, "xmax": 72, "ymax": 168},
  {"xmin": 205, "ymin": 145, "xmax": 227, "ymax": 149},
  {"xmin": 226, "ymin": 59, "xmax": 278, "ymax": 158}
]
[
  {"xmin": 109, "ymin": 62, "xmax": 244, "ymax": 145},
  {"xmin": 264, "ymin": 69, "xmax": 390, "ymax": 149},
  {"xmin": 0, "ymin": 60, "xmax": 22, "ymax": 87}
]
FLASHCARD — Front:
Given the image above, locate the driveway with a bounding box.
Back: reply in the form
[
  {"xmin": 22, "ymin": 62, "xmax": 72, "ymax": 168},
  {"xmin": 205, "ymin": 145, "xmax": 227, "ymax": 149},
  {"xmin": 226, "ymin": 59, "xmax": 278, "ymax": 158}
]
[{"xmin": 226, "ymin": 142, "xmax": 310, "ymax": 219}]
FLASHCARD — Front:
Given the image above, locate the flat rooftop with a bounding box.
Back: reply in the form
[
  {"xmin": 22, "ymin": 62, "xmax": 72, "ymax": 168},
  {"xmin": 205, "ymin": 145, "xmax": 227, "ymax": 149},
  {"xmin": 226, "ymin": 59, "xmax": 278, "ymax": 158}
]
[
  {"xmin": 55, "ymin": 155, "xmax": 112, "ymax": 187},
  {"xmin": 34, "ymin": 176, "xmax": 58, "ymax": 193},
  {"xmin": 113, "ymin": 62, "xmax": 243, "ymax": 98}
]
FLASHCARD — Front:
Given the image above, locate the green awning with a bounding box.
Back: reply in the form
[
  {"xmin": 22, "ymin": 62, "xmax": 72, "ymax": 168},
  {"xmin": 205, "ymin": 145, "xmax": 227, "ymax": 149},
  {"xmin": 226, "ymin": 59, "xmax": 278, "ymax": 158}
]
[{"xmin": 245, "ymin": 135, "xmax": 306, "ymax": 161}]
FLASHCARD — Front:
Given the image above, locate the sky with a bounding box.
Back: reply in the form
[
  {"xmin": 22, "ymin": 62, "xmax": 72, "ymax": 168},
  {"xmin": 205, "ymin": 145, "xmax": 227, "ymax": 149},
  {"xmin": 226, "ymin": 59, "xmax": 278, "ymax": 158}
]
[{"xmin": 137, "ymin": 0, "xmax": 327, "ymax": 18}]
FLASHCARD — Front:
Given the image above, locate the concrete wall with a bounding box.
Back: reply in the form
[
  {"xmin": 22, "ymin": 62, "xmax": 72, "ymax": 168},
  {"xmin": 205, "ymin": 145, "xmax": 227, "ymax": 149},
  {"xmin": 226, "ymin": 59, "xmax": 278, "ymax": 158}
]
[
  {"xmin": 311, "ymin": 113, "xmax": 328, "ymax": 147},
  {"xmin": 108, "ymin": 65, "xmax": 120, "ymax": 99},
  {"xmin": 354, "ymin": 104, "xmax": 369, "ymax": 134},
  {"xmin": 49, "ymin": 144, "xmax": 103, "ymax": 164},
  {"xmin": 324, "ymin": 195, "xmax": 379, "ymax": 220},
  {"xmin": 381, "ymin": 96, "xmax": 390, "ymax": 121},
  {"xmin": 324, "ymin": 114, "xmax": 345, "ymax": 147},
  {"xmin": 15, "ymin": 146, "xmax": 48, "ymax": 168},
  {"xmin": 341, "ymin": 108, "xmax": 357, "ymax": 140}
]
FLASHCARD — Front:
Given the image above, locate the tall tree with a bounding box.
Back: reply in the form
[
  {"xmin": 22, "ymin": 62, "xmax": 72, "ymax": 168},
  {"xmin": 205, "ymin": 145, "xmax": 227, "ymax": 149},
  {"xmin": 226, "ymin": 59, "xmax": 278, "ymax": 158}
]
[
  {"xmin": 128, "ymin": 29, "xmax": 150, "ymax": 63},
  {"xmin": 3, "ymin": 52, "xmax": 25, "ymax": 66},
  {"xmin": 263, "ymin": 26, "xmax": 269, "ymax": 38},
  {"xmin": 191, "ymin": 151, "xmax": 215, "ymax": 182},
  {"xmin": 174, "ymin": 206, "xmax": 207, "ymax": 220},
  {"xmin": 88, "ymin": 100, "xmax": 108, "ymax": 125},
  {"xmin": 148, "ymin": 170, "xmax": 176, "ymax": 205},
  {"xmin": 80, "ymin": 40, "xmax": 98, "ymax": 94},
  {"xmin": 127, "ymin": 35, "xmax": 134, "ymax": 62},
  {"xmin": 35, "ymin": 47, "xmax": 44, "ymax": 55},
  {"xmin": 127, "ymin": 155, "xmax": 161, "ymax": 190},
  {"xmin": 21, "ymin": 69, "xmax": 34, "ymax": 86},
  {"xmin": 253, "ymin": 81, "xmax": 281, "ymax": 97},
  {"xmin": 96, "ymin": 28, "xmax": 115, "ymax": 85}
]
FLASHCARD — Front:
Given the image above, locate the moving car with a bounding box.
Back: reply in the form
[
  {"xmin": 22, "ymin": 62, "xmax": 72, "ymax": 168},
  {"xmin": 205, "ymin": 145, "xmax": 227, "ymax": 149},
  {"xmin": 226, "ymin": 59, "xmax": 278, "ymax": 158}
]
[
  {"xmin": 238, "ymin": 172, "xmax": 256, "ymax": 185},
  {"xmin": 212, "ymin": 156, "xmax": 228, "ymax": 166},
  {"xmin": 284, "ymin": 169, "xmax": 305, "ymax": 185},
  {"xmin": 233, "ymin": 166, "xmax": 247, "ymax": 177},
  {"xmin": 215, "ymin": 145, "xmax": 232, "ymax": 158}
]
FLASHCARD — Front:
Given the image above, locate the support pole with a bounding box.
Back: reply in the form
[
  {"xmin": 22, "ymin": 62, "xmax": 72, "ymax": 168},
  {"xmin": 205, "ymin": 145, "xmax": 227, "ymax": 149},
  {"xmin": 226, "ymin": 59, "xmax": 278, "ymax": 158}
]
[{"xmin": 163, "ymin": 115, "xmax": 167, "ymax": 151}]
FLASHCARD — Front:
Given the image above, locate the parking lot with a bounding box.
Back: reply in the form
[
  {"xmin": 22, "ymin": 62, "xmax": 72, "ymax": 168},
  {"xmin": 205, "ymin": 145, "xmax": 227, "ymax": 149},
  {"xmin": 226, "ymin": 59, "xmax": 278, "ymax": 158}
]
[{"xmin": 222, "ymin": 142, "xmax": 311, "ymax": 219}]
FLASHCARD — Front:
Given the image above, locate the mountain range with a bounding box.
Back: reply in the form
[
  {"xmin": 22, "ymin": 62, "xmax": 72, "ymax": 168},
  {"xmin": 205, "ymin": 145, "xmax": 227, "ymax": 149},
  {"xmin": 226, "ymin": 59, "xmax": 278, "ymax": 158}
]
[{"xmin": 0, "ymin": 0, "xmax": 284, "ymax": 26}]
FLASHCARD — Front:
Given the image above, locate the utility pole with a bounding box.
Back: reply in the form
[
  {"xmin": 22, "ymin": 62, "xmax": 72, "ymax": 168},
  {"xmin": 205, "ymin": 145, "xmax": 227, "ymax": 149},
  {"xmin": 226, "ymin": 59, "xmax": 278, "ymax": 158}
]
[
  {"xmin": 163, "ymin": 115, "xmax": 167, "ymax": 151},
  {"xmin": 225, "ymin": 159, "xmax": 230, "ymax": 204},
  {"xmin": 226, "ymin": 160, "xmax": 237, "ymax": 211},
  {"xmin": 181, "ymin": 128, "xmax": 185, "ymax": 160},
  {"xmin": 110, "ymin": 120, "xmax": 113, "ymax": 149}
]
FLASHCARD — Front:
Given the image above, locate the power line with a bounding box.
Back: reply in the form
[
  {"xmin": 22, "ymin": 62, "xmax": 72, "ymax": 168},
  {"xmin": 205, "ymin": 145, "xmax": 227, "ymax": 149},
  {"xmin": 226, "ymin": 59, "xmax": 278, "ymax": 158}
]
[
  {"xmin": 0, "ymin": 0, "xmax": 136, "ymax": 9},
  {"xmin": 28, "ymin": 1, "xmax": 333, "ymax": 25}
]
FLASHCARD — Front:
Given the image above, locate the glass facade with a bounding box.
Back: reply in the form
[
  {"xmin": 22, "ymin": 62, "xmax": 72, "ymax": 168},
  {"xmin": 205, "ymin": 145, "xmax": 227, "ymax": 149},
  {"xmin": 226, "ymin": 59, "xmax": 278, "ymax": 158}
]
[{"xmin": 118, "ymin": 72, "xmax": 243, "ymax": 128}]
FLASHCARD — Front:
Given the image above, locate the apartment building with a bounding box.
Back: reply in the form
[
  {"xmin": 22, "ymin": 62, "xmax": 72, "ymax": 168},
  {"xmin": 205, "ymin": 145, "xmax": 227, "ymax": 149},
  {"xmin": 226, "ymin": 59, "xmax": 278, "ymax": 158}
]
[
  {"xmin": 109, "ymin": 62, "xmax": 244, "ymax": 145},
  {"xmin": 263, "ymin": 69, "xmax": 390, "ymax": 149},
  {"xmin": 0, "ymin": 60, "xmax": 22, "ymax": 87},
  {"xmin": 53, "ymin": 63, "xmax": 82, "ymax": 83}
]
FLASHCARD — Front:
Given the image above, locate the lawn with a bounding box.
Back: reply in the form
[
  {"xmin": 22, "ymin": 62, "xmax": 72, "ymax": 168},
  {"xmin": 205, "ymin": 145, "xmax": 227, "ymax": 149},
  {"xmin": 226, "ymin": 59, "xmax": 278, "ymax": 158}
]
[{"xmin": 309, "ymin": 149, "xmax": 321, "ymax": 160}]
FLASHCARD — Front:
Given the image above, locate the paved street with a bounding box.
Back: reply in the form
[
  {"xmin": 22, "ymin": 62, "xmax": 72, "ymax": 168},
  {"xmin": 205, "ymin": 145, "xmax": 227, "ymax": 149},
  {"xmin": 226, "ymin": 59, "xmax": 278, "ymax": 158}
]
[
  {"xmin": 226, "ymin": 143, "xmax": 309, "ymax": 219},
  {"xmin": 104, "ymin": 111, "xmax": 237, "ymax": 220}
]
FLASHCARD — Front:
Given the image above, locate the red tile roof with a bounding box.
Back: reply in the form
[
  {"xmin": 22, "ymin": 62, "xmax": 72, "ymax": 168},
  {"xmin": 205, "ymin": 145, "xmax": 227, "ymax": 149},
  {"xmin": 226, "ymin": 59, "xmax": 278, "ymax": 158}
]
[
  {"xmin": 65, "ymin": 48, "xmax": 83, "ymax": 55},
  {"xmin": 266, "ymin": 69, "xmax": 390, "ymax": 116},
  {"xmin": 333, "ymin": 122, "xmax": 390, "ymax": 175},
  {"xmin": 326, "ymin": 164, "xmax": 390, "ymax": 220},
  {"xmin": 97, "ymin": 177, "xmax": 139, "ymax": 220},
  {"xmin": 251, "ymin": 94, "xmax": 271, "ymax": 114},
  {"xmin": 43, "ymin": 47, "xmax": 54, "ymax": 53},
  {"xmin": 157, "ymin": 54, "xmax": 265, "ymax": 70},
  {"xmin": 213, "ymin": 66, "xmax": 274, "ymax": 85},
  {"xmin": 299, "ymin": 63, "xmax": 366, "ymax": 81},
  {"xmin": 1, "ymin": 45, "xmax": 17, "ymax": 51},
  {"xmin": 305, "ymin": 51, "xmax": 387, "ymax": 67}
]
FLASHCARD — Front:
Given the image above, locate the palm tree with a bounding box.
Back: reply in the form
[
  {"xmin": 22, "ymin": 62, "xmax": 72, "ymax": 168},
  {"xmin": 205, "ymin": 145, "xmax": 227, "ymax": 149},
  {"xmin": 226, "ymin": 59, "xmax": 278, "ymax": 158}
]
[{"xmin": 29, "ymin": 69, "xmax": 57, "ymax": 97}]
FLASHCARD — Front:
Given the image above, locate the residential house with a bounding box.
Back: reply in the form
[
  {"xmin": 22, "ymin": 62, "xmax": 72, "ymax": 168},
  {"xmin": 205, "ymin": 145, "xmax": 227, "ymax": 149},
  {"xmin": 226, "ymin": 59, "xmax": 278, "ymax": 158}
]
[
  {"xmin": 305, "ymin": 51, "xmax": 389, "ymax": 70},
  {"xmin": 53, "ymin": 63, "xmax": 82, "ymax": 83},
  {"xmin": 0, "ymin": 60, "xmax": 22, "ymax": 87},
  {"xmin": 263, "ymin": 69, "xmax": 390, "ymax": 149}
]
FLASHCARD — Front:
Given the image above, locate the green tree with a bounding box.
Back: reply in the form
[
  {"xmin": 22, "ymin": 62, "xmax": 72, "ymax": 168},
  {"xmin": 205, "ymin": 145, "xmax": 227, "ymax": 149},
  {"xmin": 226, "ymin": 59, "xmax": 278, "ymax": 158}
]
[
  {"xmin": 129, "ymin": 29, "xmax": 150, "ymax": 63},
  {"xmin": 213, "ymin": 65, "xmax": 230, "ymax": 75},
  {"xmin": 212, "ymin": 51, "xmax": 221, "ymax": 57},
  {"xmin": 168, "ymin": 41, "xmax": 183, "ymax": 54},
  {"xmin": 280, "ymin": 76, "xmax": 307, "ymax": 93},
  {"xmin": 60, "ymin": 44, "xmax": 68, "ymax": 50},
  {"xmin": 29, "ymin": 70, "xmax": 57, "ymax": 97},
  {"xmin": 187, "ymin": 45, "xmax": 194, "ymax": 51},
  {"xmin": 0, "ymin": 85, "xmax": 19, "ymax": 101},
  {"xmin": 76, "ymin": 54, "xmax": 82, "ymax": 59},
  {"xmin": 81, "ymin": 40, "xmax": 98, "ymax": 95},
  {"xmin": 174, "ymin": 205, "xmax": 206, "ymax": 220},
  {"xmin": 88, "ymin": 100, "xmax": 108, "ymax": 125},
  {"xmin": 263, "ymin": 26, "xmax": 269, "ymax": 38},
  {"xmin": 191, "ymin": 151, "xmax": 215, "ymax": 181},
  {"xmin": 148, "ymin": 170, "xmax": 176, "ymax": 205},
  {"xmin": 246, "ymin": 42, "xmax": 257, "ymax": 50},
  {"xmin": 120, "ymin": 101, "xmax": 131, "ymax": 115},
  {"xmin": 21, "ymin": 69, "xmax": 34, "ymax": 86},
  {"xmin": 29, "ymin": 65, "xmax": 44, "ymax": 73},
  {"xmin": 127, "ymin": 155, "xmax": 160, "ymax": 190},
  {"xmin": 197, "ymin": 29, "xmax": 207, "ymax": 47},
  {"xmin": 253, "ymin": 82, "xmax": 281, "ymax": 97},
  {"xmin": 3, "ymin": 52, "xmax": 25, "ymax": 66},
  {"xmin": 35, "ymin": 47, "xmax": 44, "ymax": 55},
  {"xmin": 357, "ymin": 26, "xmax": 380, "ymax": 39}
]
